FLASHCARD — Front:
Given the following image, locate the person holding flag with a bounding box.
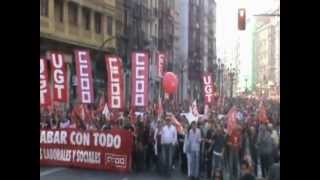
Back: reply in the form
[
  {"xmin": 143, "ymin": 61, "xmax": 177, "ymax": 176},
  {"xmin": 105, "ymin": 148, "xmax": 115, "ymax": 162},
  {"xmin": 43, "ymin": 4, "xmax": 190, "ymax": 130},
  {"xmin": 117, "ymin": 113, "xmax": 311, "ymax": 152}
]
[{"xmin": 227, "ymin": 106, "xmax": 242, "ymax": 180}]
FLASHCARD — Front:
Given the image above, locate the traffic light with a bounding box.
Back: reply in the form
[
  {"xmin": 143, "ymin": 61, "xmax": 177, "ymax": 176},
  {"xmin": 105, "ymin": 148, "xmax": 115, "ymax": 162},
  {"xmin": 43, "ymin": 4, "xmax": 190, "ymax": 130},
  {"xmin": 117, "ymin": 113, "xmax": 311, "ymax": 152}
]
[{"xmin": 238, "ymin": 8, "xmax": 246, "ymax": 30}]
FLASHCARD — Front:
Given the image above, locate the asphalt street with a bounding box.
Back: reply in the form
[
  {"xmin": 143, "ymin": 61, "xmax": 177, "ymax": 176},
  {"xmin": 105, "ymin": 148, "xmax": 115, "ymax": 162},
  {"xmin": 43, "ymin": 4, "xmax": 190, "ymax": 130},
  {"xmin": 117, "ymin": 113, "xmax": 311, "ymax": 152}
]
[
  {"xmin": 40, "ymin": 166, "xmax": 187, "ymax": 180},
  {"xmin": 40, "ymin": 166, "xmax": 265, "ymax": 180}
]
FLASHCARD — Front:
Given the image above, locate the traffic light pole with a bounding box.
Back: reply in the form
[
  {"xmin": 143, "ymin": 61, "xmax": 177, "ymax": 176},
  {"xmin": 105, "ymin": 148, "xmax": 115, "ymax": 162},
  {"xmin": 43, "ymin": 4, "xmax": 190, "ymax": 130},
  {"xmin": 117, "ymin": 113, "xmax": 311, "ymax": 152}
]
[{"xmin": 253, "ymin": 14, "xmax": 280, "ymax": 17}]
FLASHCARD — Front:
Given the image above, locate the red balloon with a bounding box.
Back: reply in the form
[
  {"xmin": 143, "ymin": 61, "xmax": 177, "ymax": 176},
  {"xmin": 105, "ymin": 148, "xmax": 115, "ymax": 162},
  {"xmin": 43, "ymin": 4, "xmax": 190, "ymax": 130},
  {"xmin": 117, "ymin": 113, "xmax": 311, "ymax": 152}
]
[{"xmin": 163, "ymin": 72, "xmax": 179, "ymax": 94}]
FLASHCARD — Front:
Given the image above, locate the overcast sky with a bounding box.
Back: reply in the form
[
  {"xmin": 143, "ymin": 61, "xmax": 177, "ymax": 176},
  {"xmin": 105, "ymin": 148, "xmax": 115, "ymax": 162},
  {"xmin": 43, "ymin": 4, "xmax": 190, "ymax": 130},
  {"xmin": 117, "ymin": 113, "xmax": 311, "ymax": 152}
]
[{"xmin": 216, "ymin": 0, "xmax": 278, "ymax": 91}]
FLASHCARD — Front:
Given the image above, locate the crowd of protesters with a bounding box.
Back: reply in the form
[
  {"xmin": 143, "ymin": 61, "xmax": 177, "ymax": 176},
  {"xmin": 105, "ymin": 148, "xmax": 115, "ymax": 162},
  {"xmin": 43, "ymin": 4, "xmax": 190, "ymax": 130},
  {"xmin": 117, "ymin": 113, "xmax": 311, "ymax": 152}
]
[{"xmin": 40, "ymin": 97, "xmax": 280, "ymax": 180}]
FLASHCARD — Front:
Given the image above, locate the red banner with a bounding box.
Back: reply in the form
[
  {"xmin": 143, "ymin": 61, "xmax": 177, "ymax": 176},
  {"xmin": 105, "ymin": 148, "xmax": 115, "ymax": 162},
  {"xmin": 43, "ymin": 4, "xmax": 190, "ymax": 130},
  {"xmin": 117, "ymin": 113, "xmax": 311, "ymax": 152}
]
[
  {"xmin": 131, "ymin": 52, "xmax": 149, "ymax": 110},
  {"xmin": 105, "ymin": 56, "xmax": 125, "ymax": 111},
  {"xmin": 74, "ymin": 50, "xmax": 94, "ymax": 104},
  {"xmin": 157, "ymin": 52, "xmax": 166, "ymax": 78},
  {"xmin": 202, "ymin": 73, "xmax": 214, "ymax": 105},
  {"xmin": 40, "ymin": 58, "xmax": 51, "ymax": 106},
  {"xmin": 40, "ymin": 129, "xmax": 133, "ymax": 172},
  {"xmin": 258, "ymin": 105, "xmax": 269, "ymax": 124},
  {"xmin": 50, "ymin": 52, "xmax": 68, "ymax": 102},
  {"xmin": 227, "ymin": 106, "xmax": 237, "ymax": 135}
]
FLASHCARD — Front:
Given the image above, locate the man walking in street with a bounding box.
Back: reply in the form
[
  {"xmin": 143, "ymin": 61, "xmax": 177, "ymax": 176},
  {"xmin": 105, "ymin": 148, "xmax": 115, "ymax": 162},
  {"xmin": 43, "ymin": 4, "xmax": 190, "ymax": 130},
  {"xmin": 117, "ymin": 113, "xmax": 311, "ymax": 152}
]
[
  {"xmin": 228, "ymin": 124, "xmax": 242, "ymax": 180},
  {"xmin": 160, "ymin": 115, "xmax": 178, "ymax": 176},
  {"xmin": 188, "ymin": 121, "xmax": 202, "ymax": 180},
  {"xmin": 211, "ymin": 125, "xmax": 226, "ymax": 178},
  {"xmin": 256, "ymin": 124, "xmax": 274, "ymax": 178}
]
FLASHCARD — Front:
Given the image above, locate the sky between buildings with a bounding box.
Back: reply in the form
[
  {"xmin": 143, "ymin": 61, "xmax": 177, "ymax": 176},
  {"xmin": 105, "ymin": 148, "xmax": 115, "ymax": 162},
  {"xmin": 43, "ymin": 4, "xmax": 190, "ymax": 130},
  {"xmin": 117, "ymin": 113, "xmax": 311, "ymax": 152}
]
[{"xmin": 216, "ymin": 0, "xmax": 279, "ymax": 91}]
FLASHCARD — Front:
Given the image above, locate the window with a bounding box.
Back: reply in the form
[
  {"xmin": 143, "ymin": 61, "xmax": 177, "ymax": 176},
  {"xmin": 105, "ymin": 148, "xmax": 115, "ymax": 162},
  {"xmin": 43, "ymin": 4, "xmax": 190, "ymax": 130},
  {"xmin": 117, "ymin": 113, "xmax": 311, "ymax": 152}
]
[
  {"xmin": 40, "ymin": 0, "xmax": 48, "ymax": 17},
  {"xmin": 68, "ymin": 2, "xmax": 78, "ymax": 26},
  {"xmin": 154, "ymin": 23, "xmax": 157, "ymax": 35},
  {"xmin": 107, "ymin": 16, "xmax": 113, "ymax": 35},
  {"xmin": 95, "ymin": 12, "xmax": 102, "ymax": 34},
  {"xmin": 54, "ymin": 0, "xmax": 64, "ymax": 22},
  {"xmin": 82, "ymin": 7, "xmax": 91, "ymax": 30}
]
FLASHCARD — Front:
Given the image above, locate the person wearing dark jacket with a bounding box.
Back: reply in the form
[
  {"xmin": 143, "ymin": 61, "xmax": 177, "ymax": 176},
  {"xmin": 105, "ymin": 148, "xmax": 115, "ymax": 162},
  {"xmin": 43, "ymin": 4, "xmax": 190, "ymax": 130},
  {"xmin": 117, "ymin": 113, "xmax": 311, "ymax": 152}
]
[
  {"xmin": 268, "ymin": 150, "xmax": 280, "ymax": 180},
  {"xmin": 211, "ymin": 125, "xmax": 226, "ymax": 178},
  {"xmin": 256, "ymin": 124, "xmax": 274, "ymax": 178},
  {"xmin": 204, "ymin": 121, "xmax": 215, "ymax": 179}
]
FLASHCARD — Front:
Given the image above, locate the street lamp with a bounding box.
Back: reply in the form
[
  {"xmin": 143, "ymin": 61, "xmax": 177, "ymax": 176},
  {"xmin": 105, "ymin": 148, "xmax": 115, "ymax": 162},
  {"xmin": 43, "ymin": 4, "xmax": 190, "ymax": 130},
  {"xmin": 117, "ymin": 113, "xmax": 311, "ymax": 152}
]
[
  {"xmin": 229, "ymin": 67, "xmax": 236, "ymax": 98},
  {"xmin": 245, "ymin": 77, "xmax": 248, "ymax": 94},
  {"xmin": 220, "ymin": 63, "xmax": 225, "ymax": 98}
]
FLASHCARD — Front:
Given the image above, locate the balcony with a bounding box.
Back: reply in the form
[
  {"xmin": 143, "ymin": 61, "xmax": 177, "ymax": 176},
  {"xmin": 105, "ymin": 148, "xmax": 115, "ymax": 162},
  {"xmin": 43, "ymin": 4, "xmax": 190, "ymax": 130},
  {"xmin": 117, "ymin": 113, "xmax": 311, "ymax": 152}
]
[
  {"xmin": 153, "ymin": 8, "xmax": 159, "ymax": 17},
  {"xmin": 68, "ymin": 24, "xmax": 79, "ymax": 37},
  {"xmin": 54, "ymin": 21, "xmax": 65, "ymax": 33}
]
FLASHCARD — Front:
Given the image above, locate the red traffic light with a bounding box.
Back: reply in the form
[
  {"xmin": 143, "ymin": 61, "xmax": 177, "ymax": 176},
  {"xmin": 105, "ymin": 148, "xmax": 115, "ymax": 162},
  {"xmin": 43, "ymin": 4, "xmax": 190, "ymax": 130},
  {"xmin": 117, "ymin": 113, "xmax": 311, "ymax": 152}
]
[{"xmin": 238, "ymin": 8, "xmax": 246, "ymax": 30}]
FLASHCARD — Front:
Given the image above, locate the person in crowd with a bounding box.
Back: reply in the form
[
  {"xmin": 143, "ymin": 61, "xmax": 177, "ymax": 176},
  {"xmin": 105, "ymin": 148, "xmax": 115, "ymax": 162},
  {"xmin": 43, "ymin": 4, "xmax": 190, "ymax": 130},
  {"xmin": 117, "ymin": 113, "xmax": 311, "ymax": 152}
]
[
  {"xmin": 183, "ymin": 121, "xmax": 192, "ymax": 178},
  {"xmin": 101, "ymin": 116, "xmax": 111, "ymax": 131},
  {"xmin": 198, "ymin": 120, "xmax": 207, "ymax": 178},
  {"xmin": 180, "ymin": 120, "xmax": 189, "ymax": 175},
  {"xmin": 248, "ymin": 126, "xmax": 258, "ymax": 176},
  {"xmin": 256, "ymin": 124, "xmax": 274, "ymax": 178},
  {"xmin": 59, "ymin": 111, "xmax": 70, "ymax": 129},
  {"xmin": 154, "ymin": 120, "xmax": 164, "ymax": 174},
  {"xmin": 270, "ymin": 123, "xmax": 279, "ymax": 147},
  {"xmin": 135, "ymin": 120, "xmax": 145, "ymax": 172},
  {"xmin": 160, "ymin": 115, "xmax": 178, "ymax": 176},
  {"xmin": 240, "ymin": 160, "xmax": 256, "ymax": 180},
  {"xmin": 267, "ymin": 150, "xmax": 280, "ymax": 180},
  {"xmin": 204, "ymin": 120, "xmax": 215, "ymax": 179},
  {"xmin": 144, "ymin": 117, "xmax": 155, "ymax": 171},
  {"xmin": 211, "ymin": 124, "xmax": 226, "ymax": 178},
  {"xmin": 40, "ymin": 108, "xmax": 51, "ymax": 129},
  {"xmin": 188, "ymin": 121, "xmax": 202, "ymax": 180},
  {"xmin": 228, "ymin": 124, "xmax": 242, "ymax": 180}
]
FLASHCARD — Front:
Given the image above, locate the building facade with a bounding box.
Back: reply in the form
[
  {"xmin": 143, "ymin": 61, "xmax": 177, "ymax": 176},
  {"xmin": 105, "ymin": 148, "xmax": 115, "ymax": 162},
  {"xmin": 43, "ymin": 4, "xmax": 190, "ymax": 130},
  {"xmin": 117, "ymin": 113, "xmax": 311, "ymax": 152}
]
[
  {"xmin": 188, "ymin": 0, "xmax": 217, "ymax": 103},
  {"xmin": 175, "ymin": 0, "xmax": 189, "ymax": 102},
  {"xmin": 40, "ymin": 0, "xmax": 117, "ymax": 105},
  {"xmin": 116, "ymin": 0, "xmax": 160, "ymax": 105},
  {"xmin": 252, "ymin": 5, "xmax": 280, "ymax": 97}
]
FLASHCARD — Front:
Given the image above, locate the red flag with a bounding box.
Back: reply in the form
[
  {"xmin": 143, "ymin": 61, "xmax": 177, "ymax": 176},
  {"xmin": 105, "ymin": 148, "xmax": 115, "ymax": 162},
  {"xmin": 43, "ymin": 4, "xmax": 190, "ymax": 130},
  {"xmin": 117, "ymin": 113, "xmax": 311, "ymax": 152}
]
[
  {"xmin": 157, "ymin": 94, "xmax": 163, "ymax": 116},
  {"xmin": 227, "ymin": 106, "xmax": 238, "ymax": 135},
  {"xmin": 258, "ymin": 104, "xmax": 269, "ymax": 124},
  {"xmin": 170, "ymin": 115, "xmax": 183, "ymax": 134},
  {"xmin": 129, "ymin": 106, "xmax": 136, "ymax": 125},
  {"xmin": 96, "ymin": 95, "xmax": 106, "ymax": 113}
]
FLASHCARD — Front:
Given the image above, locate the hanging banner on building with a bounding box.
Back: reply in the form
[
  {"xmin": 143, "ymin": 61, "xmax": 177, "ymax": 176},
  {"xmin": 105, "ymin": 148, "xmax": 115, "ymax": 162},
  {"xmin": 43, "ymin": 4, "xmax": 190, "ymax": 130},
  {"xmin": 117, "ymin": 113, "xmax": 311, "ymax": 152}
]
[
  {"xmin": 40, "ymin": 128, "xmax": 133, "ymax": 172},
  {"xmin": 40, "ymin": 58, "xmax": 51, "ymax": 106},
  {"xmin": 202, "ymin": 73, "xmax": 214, "ymax": 105},
  {"xmin": 131, "ymin": 52, "xmax": 149, "ymax": 109},
  {"xmin": 50, "ymin": 52, "xmax": 68, "ymax": 102},
  {"xmin": 105, "ymin": 56, "xmax": 125, "ymax": 110},
  {"xmin": 74, "ymin": 50, "xmax": 94, "ymax": 104},
  {"xmin": 157, "ymin": 52, "xmax": 166, "ymax": 78}
]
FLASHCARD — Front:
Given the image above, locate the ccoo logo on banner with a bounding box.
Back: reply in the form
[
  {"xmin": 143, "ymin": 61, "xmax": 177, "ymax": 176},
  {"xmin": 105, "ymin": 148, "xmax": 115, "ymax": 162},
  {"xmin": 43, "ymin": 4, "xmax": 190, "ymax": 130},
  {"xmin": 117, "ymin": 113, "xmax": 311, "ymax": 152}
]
[
  {"xmin": 131, "ymin": 52, "xmax": 149, "ymax": 110},
  {"xmin": 50, "ymin": 52, "xmax": 68, "ymax": 102},
  {"xmin": 202, "ymin": 73, "xmax": 214, "ymax": 105},
  {"xmin": 74, "ymin": 50, "xmax": 94, "ymax": 104},
  {"xmin": 40, "ymin": 58, "xmax": 51, "ymax": 106},
  {"xmin": 157, "ymin": 52, "xmax": 166, "ymax": 78},
  {"xmin": 105, "ymin": 56, "xmax": 125, "ymax": 110}
]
